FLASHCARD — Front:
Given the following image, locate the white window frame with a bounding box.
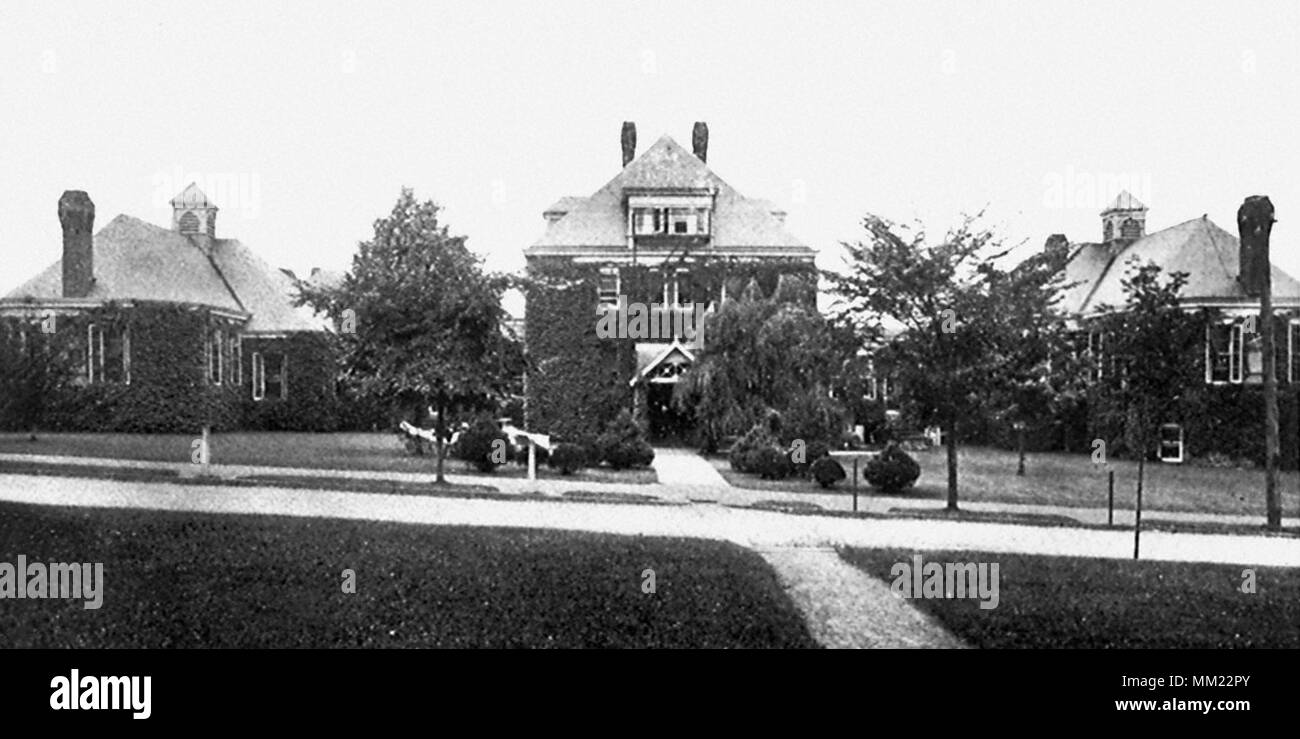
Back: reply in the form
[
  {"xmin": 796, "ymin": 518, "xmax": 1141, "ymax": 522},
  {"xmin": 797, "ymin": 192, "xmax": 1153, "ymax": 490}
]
[
  {"xmin": 1158, "ymin": 423, "xmax": 1184, "ymax": 464},
  {"xmin": 208, "ymin": 330, "xmax": 224, "ymax": 386},
  {"xmin": 597, "ymin": 267, "xmax": 620, "ymax": 307},
  {"xmin": 87, "ymin": 323, "xmax": 103, "ymax": 383},
  {"xmin": 252, "ymin": 351, "xmax": 265, "ymax": 400},
  {"xmin": 234, "ymin": 335, "xmax": 243, "ymax": 386},
  {"xmin": 1205, "ymin": 322, "xmax": 1244, "ymax": 385}
]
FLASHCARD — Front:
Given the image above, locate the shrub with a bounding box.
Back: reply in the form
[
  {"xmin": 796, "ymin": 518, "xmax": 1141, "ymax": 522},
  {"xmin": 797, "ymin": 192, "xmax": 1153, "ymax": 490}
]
[
  {"xmin": 455, "ymin": 417, "xmax": 511, "ymax": 473},
  {"xmin": 596, "ymin": 409, "xmax": 656, "ymax": 469},
  {"xmin": 789, "ymin": 439, "xmax": 831, "ymax": 476},
  {"xmin": 863, "ymin": 443, "xmax": 921, "ymax": 493},
  {"xmin": 548, "ymin": 443, "xmax": 588, "ymax": 475},
  {"xmin": 811, "ymin": 456, "xmax": 847, "ymax": 488},
  {"xmin": 754, "ymin": 445, "xmax": 794, "ymax": 480},
  {"xmin": 604, "ymin": 439, "xmax": 655, "ymax": 470},
  {"xmin": 729, "ymin": 423, "xmax": 779, "ymax": 472}
]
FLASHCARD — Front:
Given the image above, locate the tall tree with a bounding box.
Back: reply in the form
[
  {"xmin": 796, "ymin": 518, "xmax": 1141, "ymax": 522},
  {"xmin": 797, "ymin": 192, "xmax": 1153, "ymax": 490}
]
[
  {"xmin": 675, "ymin": 275, "xmax": 852, "ymax": 449},
  {"xmin": 1091, "ymin": 260, "xmax": 1201, "ymax": 533},
  {"xmin": 830, "ymin": 214, "xmax": 1068, "ymax": 510},
  {"xmin": 298, "ymin": 188, "xmax": 513, "ymax": 483}
]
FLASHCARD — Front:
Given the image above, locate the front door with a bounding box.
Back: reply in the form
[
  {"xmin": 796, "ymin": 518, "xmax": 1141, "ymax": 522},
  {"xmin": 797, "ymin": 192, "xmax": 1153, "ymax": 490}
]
[{"xmin": 646, "ymin": 382, "xmax": 693, "ymax": 445}]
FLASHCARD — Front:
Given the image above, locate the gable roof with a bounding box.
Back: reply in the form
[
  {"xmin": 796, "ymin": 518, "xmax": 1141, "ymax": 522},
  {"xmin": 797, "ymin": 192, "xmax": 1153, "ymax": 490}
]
[
  {"xmin": 527, "ymin": 134, "xmax": 812, "ymax": 255},
  {"xmin": 1060, "ymin": 215, "xmax": 1300, "ymax": 314},
  {"xmin": 2, "ymin": 214, "xmax": 327, "ymax": 333}
]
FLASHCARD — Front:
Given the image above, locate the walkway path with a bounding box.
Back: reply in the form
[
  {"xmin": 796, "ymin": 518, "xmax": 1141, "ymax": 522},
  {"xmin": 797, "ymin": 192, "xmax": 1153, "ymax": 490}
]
[
  {"xmin": 756, "ymin": 546, "xmax": 967, "ymax": 648},
  {"xmin": 649, "ymin": 446, "xmax": 733, "ymax": 499}
]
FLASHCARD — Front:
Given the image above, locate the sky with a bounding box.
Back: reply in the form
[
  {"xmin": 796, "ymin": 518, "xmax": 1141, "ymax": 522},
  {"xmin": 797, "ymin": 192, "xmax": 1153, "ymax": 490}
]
[{"xmin": 3, "ymin": 0, "xmax": 1299, "ymax": 316}]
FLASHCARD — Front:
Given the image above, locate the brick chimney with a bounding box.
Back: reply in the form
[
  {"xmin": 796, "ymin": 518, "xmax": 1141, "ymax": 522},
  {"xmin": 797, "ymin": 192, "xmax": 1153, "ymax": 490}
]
[
  {"xmin": 1044, "ymin": 233, "xmax": 1069, "ymax": 258},
  {"xmin": 59, "ymin": 190, "xmax": 95, "ymax": 298},
  {"xmin": 621, "ymin": 122, "xmax": 636, "ymax": 167},
  {"xmin": 692, "ymin": 121, "xmax": 708, "ymax": 162},
  {"xmin": 1237, "ymin": 195, "xmax": 1274, "ymax": 297}
]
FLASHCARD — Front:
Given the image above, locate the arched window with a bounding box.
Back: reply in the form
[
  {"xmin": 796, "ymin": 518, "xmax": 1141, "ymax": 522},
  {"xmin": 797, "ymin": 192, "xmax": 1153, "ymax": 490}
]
[
  {"xmin": 1120, "ymin": 218, "xmax": 1142, "ymax": 239},
  {"xmin": 178, "ymin": 211, "xmax": 200, "ymax": 233}
]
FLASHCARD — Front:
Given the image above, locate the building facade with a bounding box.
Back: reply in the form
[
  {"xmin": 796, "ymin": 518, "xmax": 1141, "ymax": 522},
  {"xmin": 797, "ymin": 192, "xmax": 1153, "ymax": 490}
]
[
  {"xmin": 523, "ymin": 123, "xmax": 816, "ymax": 444},
  {"xmin": 0, "ymin": 185, "xmax": 337, "ymax": 432},
  {"xmin": 1055, "ymin": 192, "xmax": 1300, "ymax": 465}
]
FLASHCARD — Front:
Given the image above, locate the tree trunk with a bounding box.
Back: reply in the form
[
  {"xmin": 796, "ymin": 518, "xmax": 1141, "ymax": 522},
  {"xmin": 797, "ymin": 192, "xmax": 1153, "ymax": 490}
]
[
  {"xmin": 434, "ymin": 394, "xmax": 447, "ymax": 485},
  {"xmin": 945, "ymin": 419, "xmax": 959, "ymax": 511},
  {"xmin": 1016, "ymin": 424, "xmax": 1026, "ymax": 476}
]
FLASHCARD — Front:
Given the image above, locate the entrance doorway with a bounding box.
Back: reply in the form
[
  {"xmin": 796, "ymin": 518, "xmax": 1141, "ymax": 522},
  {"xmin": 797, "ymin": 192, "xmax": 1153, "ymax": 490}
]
[{"xmin": 647, "ymin": 382, "xmax": 694, "ymax": 445}]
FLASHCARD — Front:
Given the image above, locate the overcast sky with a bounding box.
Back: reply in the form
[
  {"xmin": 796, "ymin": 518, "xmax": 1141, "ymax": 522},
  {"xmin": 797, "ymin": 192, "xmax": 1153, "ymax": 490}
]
[{"xmin": 3, "ymin": 0, "xmax": 1298, "ymax": 313}]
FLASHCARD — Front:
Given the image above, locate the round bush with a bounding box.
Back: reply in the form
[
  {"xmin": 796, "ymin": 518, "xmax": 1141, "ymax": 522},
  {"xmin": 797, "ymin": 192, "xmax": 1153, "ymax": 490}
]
[
  {"xmin": 604, "ymin": 439, "xmax": 655, "ymax": 470},
  {"xmin": 755, "ymin": 445, "xmax": 794, "ymax": 480},
  {"xmin": 455, "ymin": 417, "xmax": 511, "ymax": 473},
  {"xmin": 863, "ymin": 444, "xmax": 921, "ymax": 493},
  {"xmin": 810, "ymin": 456, "xmax": 846, "ymax": 488},
  {"xmin": 729, "ymin": 423, "xmax": 778, "ymax": 472},
  {"xmin": 548, "ymin": 443, "xmax": 588, "ymax": 475},
  {"xmin": 596, "ymin": 409, "xmax": 655, "ymax": 469}
]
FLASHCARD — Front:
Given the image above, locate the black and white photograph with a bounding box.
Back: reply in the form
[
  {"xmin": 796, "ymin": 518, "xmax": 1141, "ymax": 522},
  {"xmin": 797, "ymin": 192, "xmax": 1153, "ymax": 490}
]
[{"xmin": 0, "ymin": 0, "xmax": 1296, "ymax": 723}]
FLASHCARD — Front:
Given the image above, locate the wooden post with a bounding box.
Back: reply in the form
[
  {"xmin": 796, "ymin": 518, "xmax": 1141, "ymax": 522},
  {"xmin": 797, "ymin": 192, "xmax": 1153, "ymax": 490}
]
[
  {"xmin": 852, "ymin": 458, "xmax": 859, "ymax": 513},
  {"xmin": 528, "ymin": 441, "xmax": 537, "ymax": 481},
  {"xmin": 1134, "ymin": 456, "xmax": 1144, "ymax": 559},
  {"xmin": 201, "ymin": 425, "xmax": 211, "ymax": 471},
  {"xmin": 1107, "ymin": 468, "xmax": 1115, "ymax": 526},
  {"xmin": 1238, "ymin": 196, "xmax": 1281, "ymax": 528}
]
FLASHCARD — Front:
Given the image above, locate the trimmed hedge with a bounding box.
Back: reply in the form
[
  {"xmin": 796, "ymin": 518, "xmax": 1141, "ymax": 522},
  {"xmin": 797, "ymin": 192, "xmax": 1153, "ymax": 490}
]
[
  {"xmin": 864, "ymin": 444, "xmax": 921, "ymax": 493},
  {"xmin": 811, "ymin": 456, "xmax": 846, "ymax": 488}
]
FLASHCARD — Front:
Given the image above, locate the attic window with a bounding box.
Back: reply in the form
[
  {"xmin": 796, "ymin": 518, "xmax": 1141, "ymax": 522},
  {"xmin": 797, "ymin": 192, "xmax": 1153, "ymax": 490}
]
[
  {"xmin": 179, "ymin": 211, "xmax": 200, "ymax": 233},
  {"xmin": 631, "ymin": 207, "xmax": 709, "ymax": 237}
]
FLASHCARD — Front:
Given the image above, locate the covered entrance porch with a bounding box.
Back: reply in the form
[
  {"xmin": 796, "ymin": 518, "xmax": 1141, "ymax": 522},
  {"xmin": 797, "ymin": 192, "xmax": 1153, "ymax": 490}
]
[{"xmin": 631, "ymin": 341, "xmax": 697, "ymax": 446}]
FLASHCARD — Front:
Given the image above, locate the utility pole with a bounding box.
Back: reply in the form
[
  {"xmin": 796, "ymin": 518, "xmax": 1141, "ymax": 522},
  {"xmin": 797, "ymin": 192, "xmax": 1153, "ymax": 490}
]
[{"xmin": 1238, "ymin": 196, "xmax": 1281, "ymax": 529}]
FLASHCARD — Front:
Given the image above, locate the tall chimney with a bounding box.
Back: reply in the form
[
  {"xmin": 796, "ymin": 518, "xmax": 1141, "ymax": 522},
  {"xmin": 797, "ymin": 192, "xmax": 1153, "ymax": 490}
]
[
  {"xmin": 1238, "ymin": 195, "xmax": 1274, "ymax": 297},
  {"xmin": 1044, "ymin": 233, "xmax": 1069, "ymax": 257},
  {"xmin": 59, "ymin": 190, "xmax": 95, "ymax": 298},
  {"xmin": 621, "ymin": 122, "xmax": 636, "ymax": 167},
  {"xmin": 692, "ymin": 121, "xmax": 708, "ymax": 162}
]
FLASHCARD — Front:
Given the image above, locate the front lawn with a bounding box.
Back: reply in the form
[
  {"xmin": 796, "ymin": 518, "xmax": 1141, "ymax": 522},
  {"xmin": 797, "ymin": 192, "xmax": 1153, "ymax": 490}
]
[
  {"xmin": 840, "ymin": 547, "xmax": 1300, "ymax": 648},
  {"xmin": 0, "ymin": 501, "xmax": 816, "ymax": 648},
  {"xmin": 0, "ymin": 432, "xmax": 657, "ymax": 484},
  {"xmin": 710, "ymin": 446, "xmax": 1300, "ymax": 517}
]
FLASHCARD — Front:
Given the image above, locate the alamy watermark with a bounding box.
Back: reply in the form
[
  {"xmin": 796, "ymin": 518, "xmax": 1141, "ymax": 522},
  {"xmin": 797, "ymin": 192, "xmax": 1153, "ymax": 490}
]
[
  {"xmin": 595, "ymin": 296, "xmax": 708, "ymax": 342},
  {"xmin": 890, "ymin": 553, "xmax": 999, "ymax": 609},
  {"xmin": 0, "ymin": 555, "xmax": 104, "ymax": 609}
]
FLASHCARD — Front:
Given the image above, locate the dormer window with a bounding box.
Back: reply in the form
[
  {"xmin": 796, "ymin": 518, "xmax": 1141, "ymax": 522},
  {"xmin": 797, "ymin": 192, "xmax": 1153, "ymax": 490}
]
[
  {"xmin": 627, "ymin": 192, "xmax": 714, "ymax": 242},
  {"xmin": 631, "ymin": 207, "xmax": 709, "ymax": 236}
]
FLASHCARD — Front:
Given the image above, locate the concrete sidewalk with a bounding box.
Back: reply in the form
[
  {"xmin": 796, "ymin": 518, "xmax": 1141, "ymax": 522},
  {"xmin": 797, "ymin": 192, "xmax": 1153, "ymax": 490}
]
[
  {"xmin": 2, "ymin": 449, "xmax": 1296, "ymax": 529},
  {"xmin": 2, "ymin": 472, "xmax": 1297, "ymax": 567}
]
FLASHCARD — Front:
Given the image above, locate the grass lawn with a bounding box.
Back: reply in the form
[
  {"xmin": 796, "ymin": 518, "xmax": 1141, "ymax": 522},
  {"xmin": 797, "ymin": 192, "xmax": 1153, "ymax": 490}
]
[
  {"xmin": 0, "ymin": 501, "xmax": 816, "ymax": 648},
  {"xmin": 840, "ymin": 547, "xmax": 1300, "ymax": 648},
  {"xmin": 0, "ymin": 432, "xmax": 657, "ymax": 484},
  {"xmin": 710, "ymin": 446, "xmax": 1300, "ymax": 517}
]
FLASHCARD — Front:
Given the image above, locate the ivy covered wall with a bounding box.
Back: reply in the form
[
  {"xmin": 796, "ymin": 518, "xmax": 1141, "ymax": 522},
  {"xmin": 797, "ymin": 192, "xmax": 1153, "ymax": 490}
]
[
  {"xmin": 0, "ymin": 301, "xmax": 337, "ymax": 432},
  {"xmin": 523, "ymin": 254, "xmax": 817, "ymax": 441}
]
